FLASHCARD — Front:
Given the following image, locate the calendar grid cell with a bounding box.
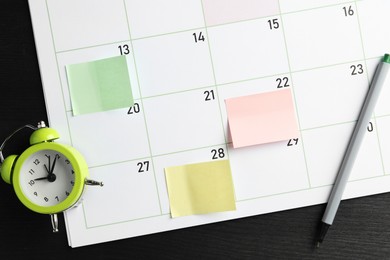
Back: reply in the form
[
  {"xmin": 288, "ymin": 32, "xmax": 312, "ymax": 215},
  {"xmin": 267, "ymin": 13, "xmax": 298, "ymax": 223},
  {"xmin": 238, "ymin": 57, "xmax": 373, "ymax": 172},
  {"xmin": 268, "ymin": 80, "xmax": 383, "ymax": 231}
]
[{"xmin": 279, "ymin": 0, "xmax": 359, "ymax": 14}]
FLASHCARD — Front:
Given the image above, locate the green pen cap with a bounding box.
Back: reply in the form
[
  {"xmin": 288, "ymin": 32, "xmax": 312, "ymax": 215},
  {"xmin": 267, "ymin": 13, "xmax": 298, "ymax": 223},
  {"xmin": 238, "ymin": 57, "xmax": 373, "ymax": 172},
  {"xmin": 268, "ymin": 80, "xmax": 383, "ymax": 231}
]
[{"xmin": 384, "ymin": 53, "xmax": 390, "ymax": 64}]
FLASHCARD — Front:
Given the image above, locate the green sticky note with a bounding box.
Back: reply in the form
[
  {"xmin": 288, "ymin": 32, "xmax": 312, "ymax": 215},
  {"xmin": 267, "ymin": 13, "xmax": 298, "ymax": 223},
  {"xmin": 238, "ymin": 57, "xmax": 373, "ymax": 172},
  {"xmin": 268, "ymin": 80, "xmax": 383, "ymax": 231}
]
[
  {"xmin": 66, "ymin": 55, "xmax": 133, "ymax": 116},
  {"xmin": 165, "ymin": 160, "xmax": 236, "ymax": 218}
]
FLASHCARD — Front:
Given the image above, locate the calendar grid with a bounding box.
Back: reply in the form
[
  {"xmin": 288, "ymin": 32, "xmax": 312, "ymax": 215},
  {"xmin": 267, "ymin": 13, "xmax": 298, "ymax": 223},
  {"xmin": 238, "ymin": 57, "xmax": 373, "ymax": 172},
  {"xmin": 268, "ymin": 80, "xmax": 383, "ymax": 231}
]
[{"xmin": 36, "ymin": 0, "xmax": 390, "ymax": 242}]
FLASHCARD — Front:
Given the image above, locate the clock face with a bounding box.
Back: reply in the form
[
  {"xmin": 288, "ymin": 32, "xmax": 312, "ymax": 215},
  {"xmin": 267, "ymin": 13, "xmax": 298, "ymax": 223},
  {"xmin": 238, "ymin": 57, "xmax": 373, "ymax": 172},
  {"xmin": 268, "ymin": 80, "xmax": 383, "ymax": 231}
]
[{"xmin": 19, "ymin": 149, "xmax": 75, "ymax": 207}]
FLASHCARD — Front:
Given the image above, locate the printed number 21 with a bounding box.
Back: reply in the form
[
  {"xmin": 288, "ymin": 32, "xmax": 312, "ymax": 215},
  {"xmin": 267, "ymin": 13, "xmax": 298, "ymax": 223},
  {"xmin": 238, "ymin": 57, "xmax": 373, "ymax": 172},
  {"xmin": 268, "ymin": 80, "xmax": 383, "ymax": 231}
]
[{"xmin": 204, "ymin": 90, "xmax": 215, "ymax": 101}]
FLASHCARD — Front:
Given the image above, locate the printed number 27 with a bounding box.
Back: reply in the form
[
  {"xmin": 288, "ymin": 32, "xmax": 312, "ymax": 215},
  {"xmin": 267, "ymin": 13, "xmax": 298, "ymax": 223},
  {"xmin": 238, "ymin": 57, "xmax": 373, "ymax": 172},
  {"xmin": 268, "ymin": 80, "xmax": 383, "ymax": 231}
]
[{"xmin": 137, "ymin": 161, "xmax": 149, "ymax": 173}]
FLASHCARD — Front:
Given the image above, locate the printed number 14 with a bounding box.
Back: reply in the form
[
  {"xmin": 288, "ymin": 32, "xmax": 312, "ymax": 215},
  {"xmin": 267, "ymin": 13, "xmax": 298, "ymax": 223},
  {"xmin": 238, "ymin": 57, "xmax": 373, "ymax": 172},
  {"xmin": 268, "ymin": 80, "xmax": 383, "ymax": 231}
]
[{"xmin": 193, "ymin": 32, "xmax": 205, "ymax": 43}]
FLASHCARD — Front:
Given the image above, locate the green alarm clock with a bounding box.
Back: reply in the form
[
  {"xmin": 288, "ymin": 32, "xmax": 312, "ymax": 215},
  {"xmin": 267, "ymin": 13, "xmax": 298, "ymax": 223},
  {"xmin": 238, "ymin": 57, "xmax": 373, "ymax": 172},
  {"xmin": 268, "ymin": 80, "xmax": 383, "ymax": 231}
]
[{"xmin": 0, "ymin": 121, "xmax": 102, "ymax": 232}]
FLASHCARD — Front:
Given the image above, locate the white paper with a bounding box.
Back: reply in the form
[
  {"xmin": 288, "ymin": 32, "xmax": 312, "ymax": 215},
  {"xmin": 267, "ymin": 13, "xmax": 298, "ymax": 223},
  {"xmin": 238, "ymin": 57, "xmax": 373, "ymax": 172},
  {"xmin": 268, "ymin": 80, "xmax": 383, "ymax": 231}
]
[{"xmin": 28, "ymin": 0, "xmax": 390, "ymax": 247}]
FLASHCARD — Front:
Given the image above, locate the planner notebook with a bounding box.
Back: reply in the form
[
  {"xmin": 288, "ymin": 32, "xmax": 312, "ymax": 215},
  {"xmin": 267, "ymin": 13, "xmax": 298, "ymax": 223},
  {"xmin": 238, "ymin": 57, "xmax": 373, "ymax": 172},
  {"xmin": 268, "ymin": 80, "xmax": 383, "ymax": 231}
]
[{"xmin": 28, "ymin": 0, "xmax": 390, "ymax": 247}]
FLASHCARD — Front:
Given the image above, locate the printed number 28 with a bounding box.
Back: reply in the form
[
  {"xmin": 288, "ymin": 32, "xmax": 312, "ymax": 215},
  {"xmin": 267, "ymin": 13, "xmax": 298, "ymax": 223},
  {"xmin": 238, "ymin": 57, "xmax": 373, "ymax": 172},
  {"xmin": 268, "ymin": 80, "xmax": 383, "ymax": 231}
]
[{"xmin": 211, "ymin": 148, "xmax": 225, "ymax": 159}]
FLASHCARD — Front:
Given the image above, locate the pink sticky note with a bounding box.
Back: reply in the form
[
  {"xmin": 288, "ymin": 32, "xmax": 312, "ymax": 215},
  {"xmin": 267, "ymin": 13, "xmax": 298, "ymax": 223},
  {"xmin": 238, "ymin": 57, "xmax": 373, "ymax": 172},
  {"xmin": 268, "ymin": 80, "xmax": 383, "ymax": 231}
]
[{"xmin": 225, "ymin": 88, "xmax": 299, "ymax": 148}]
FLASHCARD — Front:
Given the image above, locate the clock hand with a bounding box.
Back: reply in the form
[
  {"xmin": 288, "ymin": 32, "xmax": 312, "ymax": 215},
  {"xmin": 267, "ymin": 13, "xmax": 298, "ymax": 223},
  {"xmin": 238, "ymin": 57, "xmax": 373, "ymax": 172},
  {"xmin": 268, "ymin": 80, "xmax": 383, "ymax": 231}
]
[
  {"xmin": 45, "ymin": 155, "xmax": 51, "ymax": 173},
  {"xmin": 50, "ymin": 155, "xmax": 58, "ymax": 174},
  {"xmin": 34, "ymin": 174, "xmax": 57, "ymax": 182},
  {"xmin": 44, "ymin": 164, "xmax": 50, "ymax": 174},
  {"xmin": 34, "ymin": 176, "xmax": 48, "ymax": 181},
  {"xmin": 46, "ymin": 154, "xmax": 58, "ymax": 182}
]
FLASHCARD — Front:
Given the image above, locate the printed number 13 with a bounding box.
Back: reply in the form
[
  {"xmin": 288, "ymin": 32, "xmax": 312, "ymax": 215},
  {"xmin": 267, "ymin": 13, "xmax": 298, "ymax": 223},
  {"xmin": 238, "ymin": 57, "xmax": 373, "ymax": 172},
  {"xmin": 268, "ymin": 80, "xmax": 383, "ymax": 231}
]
[{"xmin": 118, "ymin": 44, "xmax": 130, "ymax": 55}]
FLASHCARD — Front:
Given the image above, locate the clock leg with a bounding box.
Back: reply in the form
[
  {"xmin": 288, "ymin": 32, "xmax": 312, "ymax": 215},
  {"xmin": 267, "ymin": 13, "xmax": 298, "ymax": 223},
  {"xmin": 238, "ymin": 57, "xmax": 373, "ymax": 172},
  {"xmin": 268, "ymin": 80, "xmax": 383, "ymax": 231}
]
[
  {"xmin": 50, "ymin": 213, "xmax": 59, "ymax": 233},
  {"xmin": 85, "ymin": 179, "xmax": 104, "ymax": 186}
]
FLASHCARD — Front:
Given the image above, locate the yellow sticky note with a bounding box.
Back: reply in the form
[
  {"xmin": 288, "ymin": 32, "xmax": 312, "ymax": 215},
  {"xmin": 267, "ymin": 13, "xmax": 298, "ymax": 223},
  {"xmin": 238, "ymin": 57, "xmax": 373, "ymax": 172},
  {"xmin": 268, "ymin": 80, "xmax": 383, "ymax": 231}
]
[
  {"xmin": 225, "ymin": 88, "xmax": 299, "ymax": 148},
  {"xmin": 165, "ymin": 160, "xmax": 236, "ymax": 218}
]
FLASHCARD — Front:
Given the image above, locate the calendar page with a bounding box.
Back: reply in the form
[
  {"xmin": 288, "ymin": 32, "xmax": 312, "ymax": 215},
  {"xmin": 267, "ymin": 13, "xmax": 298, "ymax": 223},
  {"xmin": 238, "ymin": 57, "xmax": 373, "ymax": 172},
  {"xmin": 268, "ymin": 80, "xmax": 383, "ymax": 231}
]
[{"xmin": 28, "ymin": 0, "xmax": 390, "ymax": 247}]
